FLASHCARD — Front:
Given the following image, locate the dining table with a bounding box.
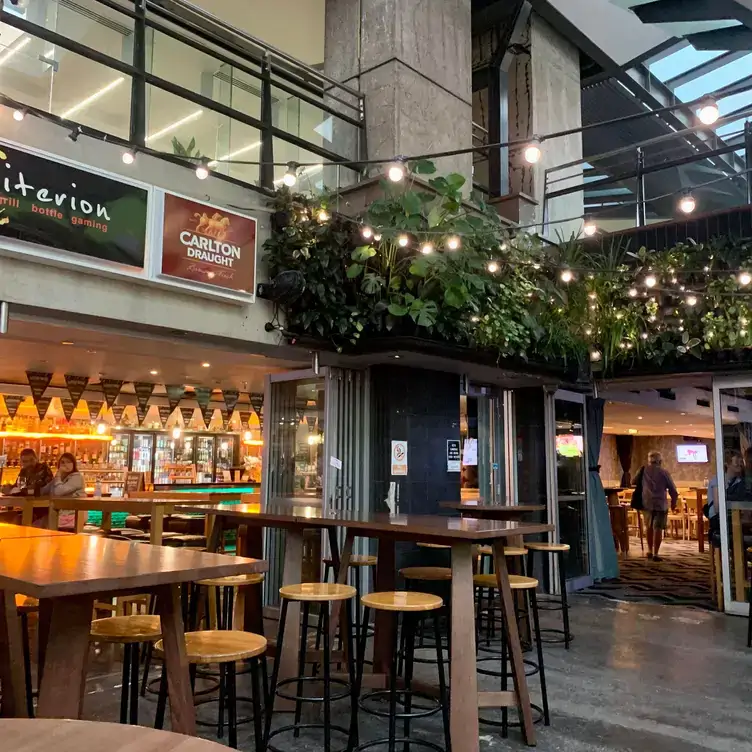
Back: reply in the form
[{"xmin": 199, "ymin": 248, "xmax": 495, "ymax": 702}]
[
  {"xmin": 0, "ymin": 530, "xmax": 266, "ymax": 733},
  {"xmin": 439, "ymin": 501, "xmax": 546, "ymax": 521},
  {"xmin": 177, "ymin": 500, "xmax": 553, "ymax": 749}
]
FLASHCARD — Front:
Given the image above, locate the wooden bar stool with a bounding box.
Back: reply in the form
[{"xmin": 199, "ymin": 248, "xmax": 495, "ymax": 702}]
[
  {"xmin": 323, "ymin": 555, "xmax": 377, "ymax": 644},
  {"xmin": 526, "ymin": 542, "xmax": 573, "ymax": 648},
  {"xmin": 16, "ymin": 594, "xmax": 39, "ymax": 718},
  {"xmin": 265, "ymin": 583, "xmax": 358, "ymax": 752},
  {"xmin": 154, "ymin": 630, "xmax": 267, "ymax": 750},
  {"xmin": 471, "ymin": 574, "xmax": 549, "ymax": 735},
  {"xmin": 193, "ymin": 573, "xmax": 266, "ymax": 631},
  {"xmin": 354, "ymin": 591, "xmax": 450, "ymax": 752},
  {"xmin": 399, "ymin": 567, "xmax": 452, "ymax": 663},
  {"xmin": 474, "ymin": 547, "xmax": 527, "ymax": 645},
  {"xmin": 89, "ymin": 615, "xmax": 162, "ymax": 725}
]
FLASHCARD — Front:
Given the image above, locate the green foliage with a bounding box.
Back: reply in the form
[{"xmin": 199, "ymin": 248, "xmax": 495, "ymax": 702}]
[
  {"xmin": 172, "ymin": 136, "xmax": 206, "ymax": 160},
  {"xmin": 261, "ymin": 163, "xmax": 752, "ymax": 374}
]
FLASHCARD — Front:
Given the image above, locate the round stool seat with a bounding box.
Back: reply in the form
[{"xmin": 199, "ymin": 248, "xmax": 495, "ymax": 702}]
[
  {"xmin": 15, "ymin": 594, "xmax": 39, "ymax": 612},
  {"xmin": 362, "ymin": 591, "xmax": 443, "ymax": 612},
  {"xmin": 196, "ymin": 573, "xmax": 265, "ymax": 588},
  {"xmin": 473, "ymin": 574, "xmax": 539, "ymax": 590},
  {"xmin": 279, "ymin": 582, "xmax": 356, "ymax": 602},
  {"xmin": 322, "ymin": 554, "xmax": 377, "ymax": 567},
  {"xmin": 155, "ymin": 630, "xmax": 267, "ymax": 663},
  {"xmin": 477, "ymin": 545, "xmax": 527, "ymax": 557},
  {"xmin": 90, "ymin": 615, "xmax": 161, "ymax": 643},
  {"xmin": 417, "ymin": 542, "xmax": 450, "ymax": 549},
  {"xmin": 525, "ymin": 542, "xmax": 570, "ymax": 552},
  {"xmin": 400, "ymin": 566, "xmax": 452, "ymax": 581}
]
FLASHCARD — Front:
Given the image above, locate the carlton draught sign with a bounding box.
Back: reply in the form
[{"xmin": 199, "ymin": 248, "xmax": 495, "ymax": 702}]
[
  {"xmin": 0, "ymin": 141, "xmax": 147, "ymax": 266},
  {"xmin": 160, "ymin": 192, "xmax": 257, "ymax": 293}
]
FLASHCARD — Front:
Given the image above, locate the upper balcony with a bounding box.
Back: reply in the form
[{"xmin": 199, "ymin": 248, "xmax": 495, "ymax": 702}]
[{"xmin": 0, "ymin": 0, "xmax": 365, "ymax": 193}]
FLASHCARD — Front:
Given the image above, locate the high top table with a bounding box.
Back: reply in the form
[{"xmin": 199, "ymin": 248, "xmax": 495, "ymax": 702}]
[
  {"xmin": 439, "ymin": 501, "xmax": 546, "ymax": 520},
  {"xmin": 0, "ymin": 532, "xmax": 266, "ymax": 733},
  {"xmin": 178, "ymin": 501, "xmax": 553, "ymax": 749}
]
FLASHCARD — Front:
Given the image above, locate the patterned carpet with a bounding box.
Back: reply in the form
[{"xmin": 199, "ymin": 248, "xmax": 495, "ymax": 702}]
[{"xmin": 584, "ymin": 536, "xmax": 714, "ymax": 611}]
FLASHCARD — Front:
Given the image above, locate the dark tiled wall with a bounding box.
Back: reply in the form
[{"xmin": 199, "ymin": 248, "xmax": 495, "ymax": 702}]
[
  {"xmin": 370, "ymin": 365, "xmax": 461, "ymax": 517},
  {"xmin": 515, "ymin": 387, "xmax": 548, "ymax": 506}
]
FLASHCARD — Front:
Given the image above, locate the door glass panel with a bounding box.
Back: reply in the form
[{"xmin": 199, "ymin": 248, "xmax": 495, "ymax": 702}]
[
  {"xmin": 555, "ymin": 398, "xmax": 589, "ymax": 578},
  {"xmin": 461, "ymin": 387, "xmax": 505, "ymax": 504},
  {"xmin": 716, "ymin": 386, "xmax": 752, "ymax": 607}
]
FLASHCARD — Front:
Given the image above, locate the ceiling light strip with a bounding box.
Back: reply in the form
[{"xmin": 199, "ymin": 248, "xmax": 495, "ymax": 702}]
[
  {"xmin": 145, "ymin": 109, "xmax": 203, "ymax": 143},
  {"xmin": 61, "ymin": 77, "xmax": 125, "ymax": 119}
]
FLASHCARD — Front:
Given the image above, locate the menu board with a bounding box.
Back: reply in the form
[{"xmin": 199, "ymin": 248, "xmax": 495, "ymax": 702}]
[{"xmin": 125, "ymin": 471, "xmax": 145, "ymax": 495}]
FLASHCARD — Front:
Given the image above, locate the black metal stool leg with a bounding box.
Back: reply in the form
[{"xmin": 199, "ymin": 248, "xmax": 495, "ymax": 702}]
[
  {"xmin": 227, "ymin": 660, "xmax": 238, "ymax": 749},
  {"xmin": 264, "ymin": 599, "xmax": 289, "ymax": 743},
  {"xmin": 558, "ymin": 552, "xmax": 571, "ymax": 649},
  {"xmin": 530, "ymin": 589, "xmax": 550, "ymax": 726},
  {"xmin": 293, "ymin": 602, "xmax": 311, "ymax": 737},
  {"xmin": 20, "ymin": 613, "xmax": 34, "ymax": 719},
  {"xmin": 402, "ymin": 613, "xmax": 416, "ymax": 752},
  {"xmin": 154, "ymin": 665, "xmax": 167, "ymax": 729},
  {"xmin": 129, "ymin": 643, "xmax": 140, "ymax": 725},
  {"xmin": 218, "ymin": 662, "xmax": 227, "ymax": 738},
  {"xmin": 323, "ymin": 604, "xmax": 332, "ymax": 752},
  {"xmin": 388, "ymin": 613, "xmax": 400, "ymax": 752},
  {"xmin": 250, "ymin": 657, "xmax": 264, "ymax": 752},
  {"xmin": 346, "ymin": 598, "xmax": 358, "ymax": 750},
  {"xmin": 433, "ymin": 612, "xmax": 451, "ymax": 752},
  {"xmin": 354, "ymin": 569, "xmax": 362, "ymax": 647},
  {"xmin": 120, "ymin": 643, "xmax": 131, "ymax": 724},
  {"xmin": 501, "ymin": 611, "xmax": 508, "ymax": 738}
]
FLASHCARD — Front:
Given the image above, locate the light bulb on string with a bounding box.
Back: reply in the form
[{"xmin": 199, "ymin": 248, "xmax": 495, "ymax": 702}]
[
  {"xmin": 121, "ymin": 149, "xmax": 136, "ymax": 165},
  {"xmin": 361, "ymin": 226, "xmax": 373, "ymax": 239},
  {"xmin": 12, "ymin": 109, "xmax": 25, "ymax": 122},
  {"xmin": 686, "ymin": 294, "xmax": 698, "ymax": 307},
  {"xmin": 282, "ymin": 162, "xmax": 298, "ymax": 187},
  {"xmin": 697, "ymin": 97, "xmax": 720, "ymax": 126},
  {"xmin": 679, "ymin": 191, "xmax": 696, "ymax": 214},
  {"xmin": 398, "ymin": 234, "xmax": 409, "ymax": 247},
  {"xmin": 487, "ymin": 260, "xmax": 499, "ymax": 273},
  {"xmin": 628, "ymin": 288, "xmax": 638, "ymax": 298},
  {"xmin": 644, "ymin": 274, "xmax": 657, "ymax": 288},
  {"xmin": 641, "ymin": 332, "xmax": 648, "ymax": 340},
  {"xmin": 446, "ymin": 236, "xmax": 460, "ymax": 251},
  {"xmin": 584, "ymin": 327, "xmax": 592, "ymax": 336},
  {"xmin": 317, "ymin": 208, "xmax": 330, "ymax": 223},
  {"xmin": 583, "ymin": 220, "xmax": 597, "ymax": 237},
  {"xmin": 387, "ymin": 159, "xmax": 406, "ymax": 182},
  {"xmin": 560, "ymin": 269, "xmax": 574, "ymax": 283},
  {"xmin": 195, "ymin": 160, "xmax": 210, "ymax": 180},
  {"xmin": 590, "ymin": 350, "xmax": 602, "ymax": 362},
  {"xmin": 374, "ymin": 233, "xmax": 382, "ymax": 242},
  {"xmin": 739, "ymin": 271, "xmax": 752, "ymax": 286},
  {"xmin": 588, "ymin": 292, "xmax": 597, "ymax": 300},
  {"xmin": 523, "ymin": 139, "xmax": 542, "ymax": 164},
  {"xmin": 420, "ymin": 242, "xmax": 434, "ymax": 255}
]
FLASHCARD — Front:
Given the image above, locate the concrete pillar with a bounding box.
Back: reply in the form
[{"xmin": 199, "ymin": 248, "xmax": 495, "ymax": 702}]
[
  {"xmin": 324, "ymin": 0, "xmax": 473, "ymax": 181},
  {"xmin": 495, "ymin": 13, "xmax": 583, "ymax": 237}
]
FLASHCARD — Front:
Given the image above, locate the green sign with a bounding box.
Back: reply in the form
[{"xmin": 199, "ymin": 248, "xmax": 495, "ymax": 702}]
[{"xmin": 0, "ymin": 141, "xmax": 148, "ymax": 266}]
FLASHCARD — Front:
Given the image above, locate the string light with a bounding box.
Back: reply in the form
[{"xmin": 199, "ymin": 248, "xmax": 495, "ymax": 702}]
[
  {"xmin": 12, "ymin": 108, "xmax": 24, "ymax": 122},
  {"xmin": 588, "ymin": 292, "xmax": 597, "ymax": 300},
  {"xmin": 585, "ymin": 327, "xmax": 592, "ymax": 336},
  {"xmin": 523, "ymin": 139, "xmax": 542, "ymax": 164},
  {"xmin": 560, "ymin": 269, "xmax": 574, "ymax": 283},
  {"xmin": 628, "ymin": 288, "xmax": 638, "ymax": 297},
  {"xmin": 487, "ymin": 260, "xmax": 499, "ymax": 273},
  {"xmin": 686, "ymin": 294, "xmax": 698, "ymax": 307},
  {"xmin": 697, "ymin": 97, "xmax": 720, "ymax": 126},
  {"xmin": 446, "ymin": 236, "xmax": 460, "ymax": 251},
  {"xmin": 679, "ymin": 191, "xmax": 696, "ymax": 214},
  {"xmin": 387, "ymin": 160, "xmax": 406, "ymax": 182},
  {"xmin": 641, "ymin": 332, "xmax": 648, "ymax": 340},
  {"xmin": 283, "ymin": 162, "xmax": 298, "ymax": 187},
  {"xmin": 421, "ymin": 242, "xmax": 434, "ymax": 255},
  {"xmin": 398, "ymin": 234, "xmax": 409, "ymax": 247},
  {"xmin": 471, "ymin": 316, "xmax": 480, "ymax": 323},
  {"xmin": 361, "ymin": 226, "xmax": 373, "ymax": 239},
  {"xmin": 318, "ymin": 208, "xmax": 330, "ymax": 223},
  {"xmin": 195, "ymin": 160, "xmax": 210, "ymax": 180},
  {"xmin": 121, "ymin": 149, "xmax": 135, "ymax": 165},
  {"xmin": 590, "ymin": 350, "xmax": 602, "ymax": 362},
  {"xmin": 583, "ymin": 220, "xmax": 597, "ymax": 237},
  {"xmin": 374, "ymin": 233, "xmax": 382, "ymax": 242},
  {"xmin": 644, "ymin": 275, "xmax": 657, "ymax": 288},
  {"xmin": 739, "ymin": 271, "xmax": 752, "ymax": 286}
]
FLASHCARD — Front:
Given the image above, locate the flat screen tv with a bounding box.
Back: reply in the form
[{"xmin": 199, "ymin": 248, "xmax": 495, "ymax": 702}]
[
  {"xmin": 556, "ymin": 433, "xmax": 583, "ymax": 458},
  {"xmin": 676, "ymin": 444, "xmax": 709, "ymax": 463}
]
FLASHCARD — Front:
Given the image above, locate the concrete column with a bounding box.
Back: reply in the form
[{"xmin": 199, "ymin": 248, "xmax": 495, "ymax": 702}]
[
  {"xmin": 496, "ymin": 13, "xmax": 583, "ymax": 237},
  {"xmin": 324, "ymin": 0, "xmax": 473, "ymax": 181}
]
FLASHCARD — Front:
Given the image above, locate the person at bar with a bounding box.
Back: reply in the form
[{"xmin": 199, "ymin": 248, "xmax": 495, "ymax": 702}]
[
  {"xmin": 1, "ymin": 448, "xmax": 53, "ymax": 496},
  {"xmin": 40, "ymin": 453, "xmax": 85, "ymax": 529},
  {"xmin": 641, "ymin": 450, "xmax": 678, "ymax": 562}
]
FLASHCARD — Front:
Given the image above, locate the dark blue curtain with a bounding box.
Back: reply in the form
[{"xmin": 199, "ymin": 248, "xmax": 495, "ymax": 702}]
[{"xmin": 587, "ymin": 397, "xmax": 619, "ymax": 581}]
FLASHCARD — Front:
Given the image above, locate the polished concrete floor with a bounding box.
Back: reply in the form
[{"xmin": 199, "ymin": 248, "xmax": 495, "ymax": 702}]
[{"xmin": 77, "ymin": 596, "xmax": 752, "ymax": 751}]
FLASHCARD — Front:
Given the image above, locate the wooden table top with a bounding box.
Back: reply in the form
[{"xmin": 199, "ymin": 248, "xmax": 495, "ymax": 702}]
[
  {"xmin": 0, "ymin": 718, "xmax": 230, "ymax": 751},
  {"xmin": 0, "ymin": 534, "xmax": 266, "ymax": 598},
  {"xmin": 439, "ymin": 502, "xmax": 546, "ymax": 514},
  {"xmin": 0, "ymin": 523, "xmax": 69, "ymax": 540},
  {"xmin": 47, "ymin": 497, "xmax": 201, "ymax": 511},
  {"xmin": 178, "ymin": 502, "xmax": 553, "ymax": 542}
]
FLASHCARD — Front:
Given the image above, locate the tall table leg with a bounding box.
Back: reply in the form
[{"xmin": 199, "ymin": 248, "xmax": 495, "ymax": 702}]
[
  {"xmin": 493, "ymin": 541, "xmax": 536, "ymax": 746},
  {"xmin": 155, "ymin": 583, "xmax": 196, "ymax": 735},
  {"xmin": 372, "ymin": 538, "xmax": 396, "ymax": 676},
  {"xmin": 329, "ymin": 531, "xmax": 354, "ymax": 643},
  {"xmin": 450, "ymin": 542, "xmax": 480, "ymax": 752},
  {"xmin": 277, "ymin": 528, "xmax": 305, "ymax": 710},
  {"xmin": 0, "ymin": 589, "xmax": 29, "ymax": 717},
  {"xmin": 36, "ymin": 594, "xmax": 94, "ymax": 720}
]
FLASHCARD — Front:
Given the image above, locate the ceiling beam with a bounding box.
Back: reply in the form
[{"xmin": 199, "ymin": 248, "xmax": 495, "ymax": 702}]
[
  {"xmin": 686, "ymin": 24, "xmax": 752, "ymax": 50},
  {"xmin": 633, "ymin": 0, "xmax": 739, "ymax": 24},
  {"xmin": 665, "ymin": 50, "xmax": 748, "ymax": 89}
]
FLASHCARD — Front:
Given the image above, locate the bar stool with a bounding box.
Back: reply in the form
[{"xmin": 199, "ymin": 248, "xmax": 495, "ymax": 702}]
[
  {"xmin": 265, "ymin": 583, "xmax": 358, "ymax": 752},
  {"xmin": 323, "ymin": 555, "xmax": 377, "ymax": 644},
  {"xmin": 472, "ymin": 574, "xmax": 549, "ymax": 734},
  {"xmin": 154, "ymin": 630, "xmax": 267, "ymax": 750},
  {"xmin": 193, "ymin": 572, "xmax": 266, "ymax": 630},
  {"xmin": 16, "ymin": 594, "xmax": 39, "ymax": 718},
  {"xmin": 525, "ymin": 542, "xmax": 572, "ymax": 648},
  {"xmin": 354, "ymin": 591, "xmax": 450, "ymax": 752},
  {"xmin": 89, "ymin": 615, "xmax": 161, "ymax": 725},
  {"xmin": 474, "ymin": 548, "xmax": 527, "ymax": 645}
]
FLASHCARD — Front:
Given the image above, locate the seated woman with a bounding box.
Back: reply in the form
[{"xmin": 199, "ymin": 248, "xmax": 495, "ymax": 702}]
[{"xmin": 40, "ymin": 453, "xmax": 85, "ymax": 529}]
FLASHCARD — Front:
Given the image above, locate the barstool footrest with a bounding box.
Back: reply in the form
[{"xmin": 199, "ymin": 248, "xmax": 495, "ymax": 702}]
[
  {"xmin": 538, "ymin": 627, "xmax": 574, "ymax": 644},
  {"xmin": 479, "ymin": 703, "xmax": 545, "ymax": 728},
  {"xmin": 275, "ymin": 675, "xmax": 351, "ymax": 703},
  {"xmin": 266, "ymin": 723, "xmax": 353, "ymax": 752},
  {"xmin": 358, "ymin": 689, "xmax": 441, "ymax": 720},
  {"xmin": 354, "ymin": 738, "xmax": 446, "ymax": 752}
]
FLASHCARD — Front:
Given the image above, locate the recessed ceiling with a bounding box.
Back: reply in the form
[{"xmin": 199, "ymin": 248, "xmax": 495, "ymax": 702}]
[{"xmin": 604, "ymin": 401, "xmax": 715, "ymax": 438}]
